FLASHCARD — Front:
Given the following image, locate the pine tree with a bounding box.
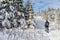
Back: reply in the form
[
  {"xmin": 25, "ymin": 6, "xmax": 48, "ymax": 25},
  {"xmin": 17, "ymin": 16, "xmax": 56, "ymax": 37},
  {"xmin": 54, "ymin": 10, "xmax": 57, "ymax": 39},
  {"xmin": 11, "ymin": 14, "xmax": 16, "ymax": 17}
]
[
  {"xmin": 25, "ymin": 0, "xmax": 34, "ymax": 28},
  {"xmin": 15, "ymin": 0, "xmax": 23, "ymax": 11}
]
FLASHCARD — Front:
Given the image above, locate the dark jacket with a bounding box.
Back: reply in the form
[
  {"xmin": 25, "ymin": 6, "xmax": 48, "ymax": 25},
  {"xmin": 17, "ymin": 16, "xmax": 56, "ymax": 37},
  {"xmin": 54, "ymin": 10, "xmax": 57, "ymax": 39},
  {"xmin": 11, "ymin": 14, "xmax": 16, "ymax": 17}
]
[{"xmin": 45, "ymin": 20, "xmax": 49, "ymax": 28}]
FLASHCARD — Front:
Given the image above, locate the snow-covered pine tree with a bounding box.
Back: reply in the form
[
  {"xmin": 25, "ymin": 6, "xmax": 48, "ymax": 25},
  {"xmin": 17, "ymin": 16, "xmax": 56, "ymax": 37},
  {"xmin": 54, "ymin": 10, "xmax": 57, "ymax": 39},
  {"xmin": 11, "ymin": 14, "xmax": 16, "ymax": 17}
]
[
  {"xmin": 15, "ymin": 0, "xmax": 23, "ymax": 11},
  {"xmin": 12, "ymin": 0, "xmax": 28, "ymax": 29},
  {"xmin": 15, "ymin": 0, "xmax": 25, "ymax": 28},
  {"xmin": 0, "ymin": 0, "xmax": 16, "ymax": 29},
  {"xmin": 0, "ymin": 0, "xmax": 34, "ymax": 29},
  {"xmin": 25, "ymin": 0, "xmax": 34, "ymax": 29}
]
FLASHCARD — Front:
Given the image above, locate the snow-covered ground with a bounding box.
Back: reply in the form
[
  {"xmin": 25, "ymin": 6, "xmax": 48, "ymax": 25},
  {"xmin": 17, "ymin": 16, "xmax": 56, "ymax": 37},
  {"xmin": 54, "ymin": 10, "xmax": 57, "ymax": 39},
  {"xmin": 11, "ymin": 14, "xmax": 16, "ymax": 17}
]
[
  {"xmin": 0, "ymin": 28, "xmax": 49, "ymax": 40},
  {"xmin": 0, "ymin": 28, "xmax": 60, "ymax": 40},
  {"xmin": 49, "ymin": 30, "xmax": 60, "ymax": 40}
]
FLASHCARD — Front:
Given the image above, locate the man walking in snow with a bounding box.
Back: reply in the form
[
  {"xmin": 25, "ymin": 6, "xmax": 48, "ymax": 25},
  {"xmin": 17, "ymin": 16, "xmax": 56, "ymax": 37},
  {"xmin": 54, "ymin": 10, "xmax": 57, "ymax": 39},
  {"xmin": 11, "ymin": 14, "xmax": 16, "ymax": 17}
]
[{"xmin": 45, "ymin": 20, "xmax": 49, "ymax": 33}]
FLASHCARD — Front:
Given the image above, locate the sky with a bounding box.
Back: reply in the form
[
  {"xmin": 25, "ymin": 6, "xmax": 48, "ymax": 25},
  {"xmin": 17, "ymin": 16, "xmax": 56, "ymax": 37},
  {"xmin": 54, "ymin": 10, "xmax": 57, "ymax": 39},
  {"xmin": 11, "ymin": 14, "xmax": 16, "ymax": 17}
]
[{"xmin": 23, "ymin": 0, "xmax": 60, "ymax": 12}]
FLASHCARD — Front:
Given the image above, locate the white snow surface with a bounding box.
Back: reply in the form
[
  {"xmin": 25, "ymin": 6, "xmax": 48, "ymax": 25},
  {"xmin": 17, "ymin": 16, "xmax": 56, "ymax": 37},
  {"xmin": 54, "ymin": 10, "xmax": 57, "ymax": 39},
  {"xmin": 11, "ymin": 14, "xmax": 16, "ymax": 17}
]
[
  {"xmin": 0, "ymin": 28, "xmax": 60, "ymax": 40},
  {"xmin": 0, "ymin": 28, "xmax": 49, "ymax": 40},
  {"xmin": 49, "ymin": 30, "xmax": 60, "ymax": 40}
]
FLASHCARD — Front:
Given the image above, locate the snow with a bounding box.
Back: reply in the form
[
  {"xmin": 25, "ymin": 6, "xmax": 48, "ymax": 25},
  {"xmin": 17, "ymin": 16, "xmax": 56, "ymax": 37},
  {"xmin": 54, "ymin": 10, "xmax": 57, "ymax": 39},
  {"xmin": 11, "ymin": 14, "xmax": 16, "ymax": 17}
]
[
  {"xmin": 34, "ymin": 16, "xmax": 45, "ymax": 29},
  {"xmin": 1, "ymin": 28, "xmax": 60, "ymax": 40},
  {"xmin": 9, "ymin": 5, "xmax": 14, "ymax": 11},
  {"xmin": 49, "ymin": 30, "xmax": 60, "ymax": 40},
  {"xmin": 0, "ymin": 15, "xmax": 4, "ymax": 19},
  {"xmin": 0, "ymin": 28, "xmax": 49, "ymax": 40},
  {"xmin": 2, "ymin": 18, "xmax": 11, "ymax": 27}
]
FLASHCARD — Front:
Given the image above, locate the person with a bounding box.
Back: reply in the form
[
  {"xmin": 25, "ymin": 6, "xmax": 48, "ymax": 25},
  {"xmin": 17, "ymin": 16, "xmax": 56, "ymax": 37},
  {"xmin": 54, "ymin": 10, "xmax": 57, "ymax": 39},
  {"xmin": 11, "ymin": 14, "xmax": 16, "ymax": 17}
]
[{"xmin": 45, "ymin": 20, "xmax": 49, "ymax": 33}]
